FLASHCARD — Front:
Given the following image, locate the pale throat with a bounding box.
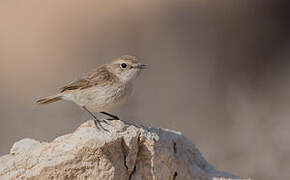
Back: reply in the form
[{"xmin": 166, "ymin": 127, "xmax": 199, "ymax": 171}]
[{"xmin": 119, "ymin": 71, "xmax": 139, "ymax": 84}]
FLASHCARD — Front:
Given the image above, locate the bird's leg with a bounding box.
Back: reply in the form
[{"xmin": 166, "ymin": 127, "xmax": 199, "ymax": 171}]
[
  {"xmin": 82, "ymin": 106, "xmax": 109, "ymax": 132},
  {"xmin": 100, "ymin": 111, "xmax": 138, "ymax": 127},
  {"xmin": 100, "ymin": 111, "xmax": 120, "ymax": 120}
]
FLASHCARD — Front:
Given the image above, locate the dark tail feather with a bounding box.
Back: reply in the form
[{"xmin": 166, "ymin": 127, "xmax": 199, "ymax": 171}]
[{"xmin": 36, "ymin": 95, "xmax": 62, "ymax": 104}]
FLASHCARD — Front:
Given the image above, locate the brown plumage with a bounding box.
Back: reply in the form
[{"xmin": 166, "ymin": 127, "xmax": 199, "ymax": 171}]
[
  {"xmin": 60, "ymin": 66, "xmax": 118, "ymax": 92},
  {"xmin": 36, "ymin": 55, "xmax": 146, "ymax": 131},
  {"xmin": 37, "ymin": 66, "xmax": 119, "ymax": 105},
  {"xmin": 36, "ymin": 96, "xmax": 62, "ymax": 104}
]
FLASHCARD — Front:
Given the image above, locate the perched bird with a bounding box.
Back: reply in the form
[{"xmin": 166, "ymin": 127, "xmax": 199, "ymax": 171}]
[{"xmin": 36, "ymin": 55, "xmax": 146, "ymax": 131}]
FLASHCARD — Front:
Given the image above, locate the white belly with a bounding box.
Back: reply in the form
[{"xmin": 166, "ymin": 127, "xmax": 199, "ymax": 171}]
[{"xmin": 63, "ymin": 83, "xmax": 133, "ymax": 112}]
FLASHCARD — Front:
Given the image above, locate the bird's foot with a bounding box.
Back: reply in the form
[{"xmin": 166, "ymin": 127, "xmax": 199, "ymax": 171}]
[{"xmin": 94, "ymin": 119, "xmax": 110, "ymax": 132}]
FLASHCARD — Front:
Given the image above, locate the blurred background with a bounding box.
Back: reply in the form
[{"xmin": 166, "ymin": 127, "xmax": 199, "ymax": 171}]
[{"xmin": 0, "ymin": 0, "xmax": 290, "ymax": 179}]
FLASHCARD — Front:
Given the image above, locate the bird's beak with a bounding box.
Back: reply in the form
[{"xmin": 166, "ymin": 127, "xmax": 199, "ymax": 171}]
[{"xmin": 136, "ymin": 64, "xmax": 147, "ymax": 69}]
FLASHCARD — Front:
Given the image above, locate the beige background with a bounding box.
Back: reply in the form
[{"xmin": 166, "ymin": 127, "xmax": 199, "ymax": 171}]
[{"xmin": 1, "ymin": 1, "xmax": 290, "ymax": 179}]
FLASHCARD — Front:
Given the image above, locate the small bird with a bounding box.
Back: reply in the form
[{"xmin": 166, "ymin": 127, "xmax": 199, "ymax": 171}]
[{"xmin": 36, "ymin": 55, "xmax": 146, "ymax": 131}]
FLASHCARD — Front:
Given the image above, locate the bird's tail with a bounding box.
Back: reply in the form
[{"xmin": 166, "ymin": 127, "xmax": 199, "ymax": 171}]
[{"xmin": 36, "ymin": 94, "xmax": 63, "ymax": 104}]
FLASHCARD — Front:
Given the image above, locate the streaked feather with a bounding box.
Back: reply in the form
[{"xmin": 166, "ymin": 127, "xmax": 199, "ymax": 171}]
[{"xmin": 60, "ymin": 66, "xmax": 118, "ymax": 92}]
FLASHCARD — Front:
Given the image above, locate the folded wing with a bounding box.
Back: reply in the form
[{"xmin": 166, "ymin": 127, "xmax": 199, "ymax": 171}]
[{"xmin": 60, "ymin": 66, "xmax": 118, "ymax": 92}]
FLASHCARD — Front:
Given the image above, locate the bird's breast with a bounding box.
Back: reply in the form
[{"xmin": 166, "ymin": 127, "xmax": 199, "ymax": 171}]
[{"xmin": 71, "ymin": 83, "xmax": 133, "ymax": 112}]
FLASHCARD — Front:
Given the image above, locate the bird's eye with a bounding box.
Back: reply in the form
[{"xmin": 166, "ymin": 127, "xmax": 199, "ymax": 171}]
[{"xmin": 120, "ymin": 63, "xmax": 127, "ymax": 69}]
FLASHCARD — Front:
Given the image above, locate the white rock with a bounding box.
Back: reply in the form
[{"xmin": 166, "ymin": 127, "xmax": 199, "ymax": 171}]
[{"xmin": 0, "ymin": 120, "xmax": 250, "ymax": 180}]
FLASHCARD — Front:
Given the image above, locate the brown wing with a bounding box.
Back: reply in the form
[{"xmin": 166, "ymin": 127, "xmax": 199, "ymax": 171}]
[{"xmin": 60, "ymin": 66, "xmax": 117, "ymax": 93}]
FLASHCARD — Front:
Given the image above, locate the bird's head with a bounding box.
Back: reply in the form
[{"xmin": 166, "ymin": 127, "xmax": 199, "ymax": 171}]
[{"xmin": 107, "ymin": 55, "xmax": 147, "ymax": 83}]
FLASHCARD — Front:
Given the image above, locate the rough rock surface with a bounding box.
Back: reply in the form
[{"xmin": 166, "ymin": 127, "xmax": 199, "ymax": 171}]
[{"xmin": 0, "ymin": 120, "xmax": 249, "ymax": 180}]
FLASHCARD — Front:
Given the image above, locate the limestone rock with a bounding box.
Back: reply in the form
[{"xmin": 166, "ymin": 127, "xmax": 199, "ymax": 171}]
[{"xmin": 0, "ymin": 120, "xmax": 249, "ymax": 180}]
